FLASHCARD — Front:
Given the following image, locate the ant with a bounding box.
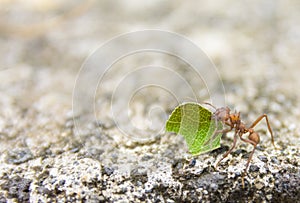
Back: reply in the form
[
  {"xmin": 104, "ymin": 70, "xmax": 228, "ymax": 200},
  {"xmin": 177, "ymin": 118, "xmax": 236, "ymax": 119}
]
[{"xmin": 203, "ymin": 103, "xmax": 277, "ymax": 184}]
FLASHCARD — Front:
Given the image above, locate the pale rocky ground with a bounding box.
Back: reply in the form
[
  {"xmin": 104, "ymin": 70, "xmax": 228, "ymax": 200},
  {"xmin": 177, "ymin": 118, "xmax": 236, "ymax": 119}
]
[{"xmin": 0, "ymin": 1, "xmax": 299, "ymax": 202}]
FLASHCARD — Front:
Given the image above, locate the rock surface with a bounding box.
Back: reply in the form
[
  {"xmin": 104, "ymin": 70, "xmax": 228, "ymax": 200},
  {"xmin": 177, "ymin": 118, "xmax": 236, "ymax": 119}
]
[{"xmin": 0, "ymin": 1, "xmax": 299, "ymax": 202}]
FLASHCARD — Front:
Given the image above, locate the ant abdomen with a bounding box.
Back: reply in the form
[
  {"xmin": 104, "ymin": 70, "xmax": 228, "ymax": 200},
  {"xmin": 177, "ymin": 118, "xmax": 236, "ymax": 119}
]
[{"xmin": 248, "ymin": 131, "xmax": 260, "ymax": 145}]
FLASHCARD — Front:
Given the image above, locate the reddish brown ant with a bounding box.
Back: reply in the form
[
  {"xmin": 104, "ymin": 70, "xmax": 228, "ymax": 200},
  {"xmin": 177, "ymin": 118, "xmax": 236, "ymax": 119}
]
[{"xmin": 203, "ymin": 102, "xmax": 277, "ymax": 180}]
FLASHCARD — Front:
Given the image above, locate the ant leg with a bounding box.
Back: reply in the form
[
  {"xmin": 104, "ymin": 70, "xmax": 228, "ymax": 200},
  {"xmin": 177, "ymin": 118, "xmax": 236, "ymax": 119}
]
[
  {"xmin": 249, "ymin": 114, "xmax": 276, "ymax": 148},
  {"xmin": 216, "ymin": 131, "xmax": 238, "ymax": 167},
  {"xmin": 239, "ymin": 137, "xmax": 257, "ymax": 173},
  {"xmin": 215, "ymin": 127, "xmax": 232, "ymax": 135}
]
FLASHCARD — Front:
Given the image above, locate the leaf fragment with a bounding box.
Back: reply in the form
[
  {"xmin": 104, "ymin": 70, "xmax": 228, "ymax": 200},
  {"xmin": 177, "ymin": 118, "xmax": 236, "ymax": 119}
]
[{"xmin": 166, "ymin": 102, "xmax": 223, "ymax": 155}]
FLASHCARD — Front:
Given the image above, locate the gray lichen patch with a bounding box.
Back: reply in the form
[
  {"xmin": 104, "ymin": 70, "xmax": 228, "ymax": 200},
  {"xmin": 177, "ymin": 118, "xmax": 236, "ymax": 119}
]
[
  {"xmin": 1, "ymin": 176, "xmax": 32, "ymax": 202},
  {"xmin": 5, "ymin": 148, "xmax": 34, "ymax": 164},
  {"xmin": 1, "ymin": 153, "xmax": 103, "ymax": 202}
]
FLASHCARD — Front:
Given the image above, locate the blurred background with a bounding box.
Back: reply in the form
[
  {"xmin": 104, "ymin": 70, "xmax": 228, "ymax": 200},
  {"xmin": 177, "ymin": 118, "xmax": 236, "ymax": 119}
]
[{"xmin": 1, "ymin": 0, "xmax": 299, "ymax": 148}]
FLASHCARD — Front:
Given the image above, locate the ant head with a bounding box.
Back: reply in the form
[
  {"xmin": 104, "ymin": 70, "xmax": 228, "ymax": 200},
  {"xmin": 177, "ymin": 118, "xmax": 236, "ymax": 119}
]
[
  {"xmin": 225, "ymin": 107, "xmax": 230, "ymax": 113},
  {"xmin": 230, "ymin": 112, "xmax": 240, "ymax": 123},
  {"xmin": 213, "ymin": 107, "xmax": 231, "ymax": 122}
]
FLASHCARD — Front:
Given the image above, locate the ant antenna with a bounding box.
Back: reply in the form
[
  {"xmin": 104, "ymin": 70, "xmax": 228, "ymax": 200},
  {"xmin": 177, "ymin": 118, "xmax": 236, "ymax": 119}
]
[{"xmin": 202, "ymin": 102, "xmax": 217, "ymax": 110}]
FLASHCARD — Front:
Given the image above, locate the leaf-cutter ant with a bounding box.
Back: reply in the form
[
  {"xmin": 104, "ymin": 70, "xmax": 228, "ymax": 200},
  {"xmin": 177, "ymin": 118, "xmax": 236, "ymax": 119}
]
[{"xmin": 204, "ymin": 102, "xmax": 277, "ymax": 186}]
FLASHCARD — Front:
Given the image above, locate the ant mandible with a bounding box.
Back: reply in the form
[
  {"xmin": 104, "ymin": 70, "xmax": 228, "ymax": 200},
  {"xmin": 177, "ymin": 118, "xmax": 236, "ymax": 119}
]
[{"xmin": 204, "ymin": 102, "xmax": 277, "ymax": 174}]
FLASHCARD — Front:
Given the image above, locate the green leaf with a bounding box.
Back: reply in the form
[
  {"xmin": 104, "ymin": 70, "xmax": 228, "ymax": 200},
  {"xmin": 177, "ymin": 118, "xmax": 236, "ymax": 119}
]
[{"xmin": 166, "ymin": 102, "xmax": 223, "ymax": 155}]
